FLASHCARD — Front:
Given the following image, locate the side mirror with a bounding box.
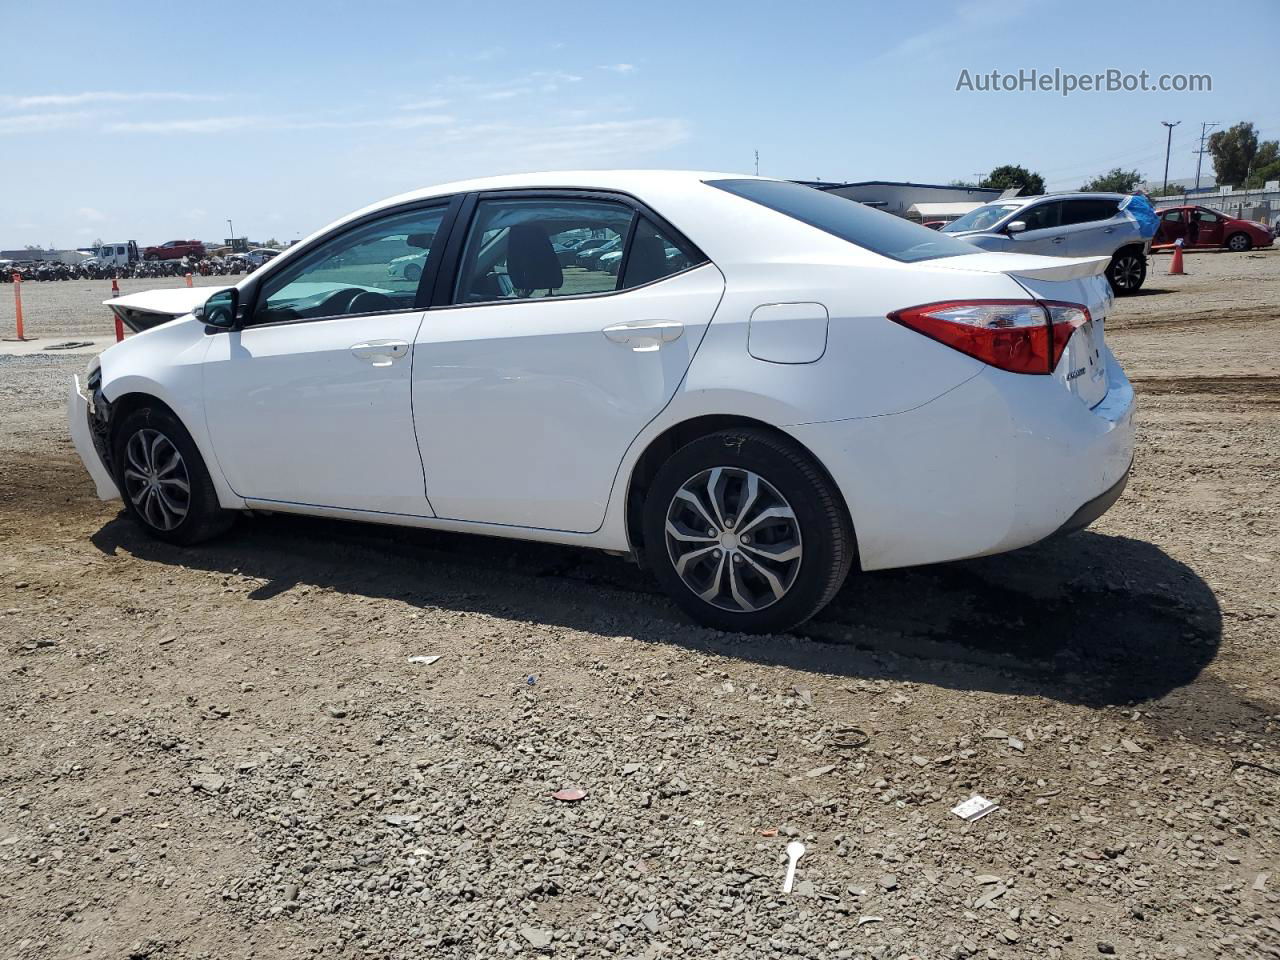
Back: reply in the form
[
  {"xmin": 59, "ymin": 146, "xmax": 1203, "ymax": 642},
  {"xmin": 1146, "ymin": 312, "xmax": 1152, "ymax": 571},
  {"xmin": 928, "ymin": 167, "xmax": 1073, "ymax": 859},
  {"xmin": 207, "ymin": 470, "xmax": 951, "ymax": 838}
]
[
  {"xmin": 197, "ymin": 288, "xmax": 239, "ymax": 331},
  {"xmin": 1006, "ymin": 220, "xmax": 1027, "ymax": 234}
]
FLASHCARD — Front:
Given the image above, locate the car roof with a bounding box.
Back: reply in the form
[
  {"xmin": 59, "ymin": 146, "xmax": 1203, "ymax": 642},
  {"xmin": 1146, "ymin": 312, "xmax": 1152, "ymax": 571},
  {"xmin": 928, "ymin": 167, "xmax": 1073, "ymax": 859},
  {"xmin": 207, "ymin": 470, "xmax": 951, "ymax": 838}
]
[
  {"xmin": 992, "ymin": 192, "xmax": 1130, "ymax": 208},
  {"xmin": 336, "ymin": 170, "xmax": 758, "ymax": 223}
]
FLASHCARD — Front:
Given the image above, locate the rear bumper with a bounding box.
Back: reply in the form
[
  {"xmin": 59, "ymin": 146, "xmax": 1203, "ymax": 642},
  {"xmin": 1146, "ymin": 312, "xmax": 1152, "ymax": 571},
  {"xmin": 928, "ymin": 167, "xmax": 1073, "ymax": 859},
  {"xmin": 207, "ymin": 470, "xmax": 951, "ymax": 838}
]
[
  {"xmin": 1051, "ymin": 461, "xmax": 1130, "ymax": 537},
  {"xmin": 789, "ymin": 350, "xmax": 1136, "ymax": 571},
  {"xmin": 68, "ymin": 376, "xmax": 121, "ymax": 501}
]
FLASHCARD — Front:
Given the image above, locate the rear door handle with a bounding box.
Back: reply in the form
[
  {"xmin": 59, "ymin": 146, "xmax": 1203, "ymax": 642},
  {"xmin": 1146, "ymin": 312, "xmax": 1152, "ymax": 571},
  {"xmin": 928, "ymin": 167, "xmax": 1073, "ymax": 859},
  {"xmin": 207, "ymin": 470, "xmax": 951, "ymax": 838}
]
[
  {"xmin": 602, "ymin": 320, "xmax": 684, "ymax": 352},
  {"xmin": 351, "ymin": 340, "xmax": 409, "ymax": 367},
  {"xmin": 1051, "ymin": 236, "xmax": 1065, "ymax": 244}
]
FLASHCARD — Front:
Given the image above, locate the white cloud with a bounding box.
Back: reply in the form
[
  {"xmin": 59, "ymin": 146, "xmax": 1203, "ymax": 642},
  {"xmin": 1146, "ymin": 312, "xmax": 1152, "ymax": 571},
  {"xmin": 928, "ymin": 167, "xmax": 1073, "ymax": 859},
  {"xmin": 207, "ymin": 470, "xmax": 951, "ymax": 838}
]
[
  {"xmin": 880, "ymin": 0, "xmax": 1032, "ymax": 60},
  {"xmin": 399, "ymin": 98, "xmax": 449, "ymax": 111},
  {"xmin": 0, "ymin": 112, "xmax": 89, "ymax": 134},
  {"xmin": 599, "ymin": 64, "xmax": 637, "ymax": 74},
  {"xmin": 434, "ymin": 117, "xmax": 690, "ymax": 166},
  {"xmin": 105, "ymin": 116, "xmax": 259, "ymax": 134},
  {"xmin": 105, "ymin": 113, "xmax": 455, "ymax": 134},
  {"xmin": 77, "ymin": 206, "xmax": 106, "ymax": 222},
  {"xmin": 186, "ymin": 208, "xmax": 208, "ymax": 222},
  {"xmin": 1, "ymin": 91, "xmax": 218, "ymax": 110},
  {"xmin": 480, "ymin": 87, "xmax": 532, "ymax": 101}
]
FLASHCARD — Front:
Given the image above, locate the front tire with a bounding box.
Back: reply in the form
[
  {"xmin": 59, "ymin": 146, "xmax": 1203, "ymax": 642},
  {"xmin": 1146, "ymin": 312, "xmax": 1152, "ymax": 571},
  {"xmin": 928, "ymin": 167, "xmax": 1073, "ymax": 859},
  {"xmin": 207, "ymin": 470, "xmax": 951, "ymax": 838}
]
[
  {"xmin": 112, "ymin": 405, "xmax": 234, "ymax": 545},
  {"xmin": 1106, "ymin": 248, "xmax": 1146, "ymax": 294},
  {"xmin": 1227, "ymin": 232, "xmax": 1252, "ymax": 252},
  {"xmin": 642, "ymin": 429, "xmax": 854, "ymax": 634}
]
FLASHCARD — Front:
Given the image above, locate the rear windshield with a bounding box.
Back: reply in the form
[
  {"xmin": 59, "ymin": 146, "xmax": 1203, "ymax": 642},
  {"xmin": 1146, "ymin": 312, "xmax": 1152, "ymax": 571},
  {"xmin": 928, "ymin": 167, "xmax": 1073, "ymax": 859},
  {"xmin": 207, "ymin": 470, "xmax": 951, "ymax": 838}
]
[{"xmin": 707, "ymin": 178, "xmax": 976, "ymax": 263}]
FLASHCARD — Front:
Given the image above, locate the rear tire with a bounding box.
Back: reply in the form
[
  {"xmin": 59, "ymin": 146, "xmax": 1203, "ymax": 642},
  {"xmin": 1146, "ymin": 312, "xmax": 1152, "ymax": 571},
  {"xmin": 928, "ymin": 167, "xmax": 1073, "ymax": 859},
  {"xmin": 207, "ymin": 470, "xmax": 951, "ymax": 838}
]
[
  {"xmin": 642, "ymin": 429, "xmax": 854, "ymax": 634},
  {"xmin": 1106, "ymin": 248, "xmax": 1146, "ymax": 294},
  {"xmin": 1227, "ymin": 232, "xmax": 1252, "ymax": 252},
  {"xmin": 111, "ymin": 405, "xmax": 234, "ymax": 545}
]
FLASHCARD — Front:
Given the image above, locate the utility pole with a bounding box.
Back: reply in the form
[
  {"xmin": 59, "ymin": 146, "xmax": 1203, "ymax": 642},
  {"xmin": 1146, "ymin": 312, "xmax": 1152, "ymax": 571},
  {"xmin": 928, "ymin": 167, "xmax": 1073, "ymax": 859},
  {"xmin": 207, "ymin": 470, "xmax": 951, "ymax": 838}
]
[
  {"xmin": 1161, "ymin": 121, "xmax": 1181, "ymax": 194},
  {"xmin": 226, "ymin": 218, "xmax": 235, "ymax": 243},
  {"xmin": 754, "ymin": 150, "xmax": 759, "ymax": 176},
  {"xmin": 1193, "ymin": 121, "xmax": 1218, "ymax": 193}
]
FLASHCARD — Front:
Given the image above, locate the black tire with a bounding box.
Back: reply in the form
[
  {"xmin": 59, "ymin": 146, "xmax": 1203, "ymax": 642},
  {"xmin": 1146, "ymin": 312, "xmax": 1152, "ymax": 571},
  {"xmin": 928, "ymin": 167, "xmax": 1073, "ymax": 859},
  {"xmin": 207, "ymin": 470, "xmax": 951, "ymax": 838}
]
[
  {"xmin": 111, "ymin": 405, "xmax": 234, "ymax": 545},
  {"xmin": 642, "ymin": 428, "xmax": 854, "ymax": 634},
  {"xmin": 1226, "ymin": 232, "xmax": 1252, "ymax": 253},
  {"xmin": 1106, "ymin": 248, "xmax": 1146, "ymax": 295}
]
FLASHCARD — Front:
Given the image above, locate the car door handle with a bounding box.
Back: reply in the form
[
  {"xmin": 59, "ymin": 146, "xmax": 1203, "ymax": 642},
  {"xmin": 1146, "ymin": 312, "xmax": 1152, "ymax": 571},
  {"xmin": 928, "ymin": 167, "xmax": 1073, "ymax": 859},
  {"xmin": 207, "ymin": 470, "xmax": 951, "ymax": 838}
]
[
  {"xmin": 1051, "ymin": 236, "xmax": 1065, "ymax": 244},
  {"xmin": 350, "ymin": 340, "xmax": 409, "ymax": 367},
  {"xmin": 602, "ymin": 320, "xmax": 684, "ymax": 352},
  {"xmin": 1103, "ymin": 227, "xmax": 1115, "ymax": 233}
]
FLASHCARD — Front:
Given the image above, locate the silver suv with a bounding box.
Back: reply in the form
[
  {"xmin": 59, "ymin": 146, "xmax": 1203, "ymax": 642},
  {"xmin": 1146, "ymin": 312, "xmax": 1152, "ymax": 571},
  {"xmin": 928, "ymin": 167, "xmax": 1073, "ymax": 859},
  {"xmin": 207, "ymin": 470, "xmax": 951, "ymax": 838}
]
[{"xmin": 941, "ymin": 193, "xmax": 1150, "ymax": 294}]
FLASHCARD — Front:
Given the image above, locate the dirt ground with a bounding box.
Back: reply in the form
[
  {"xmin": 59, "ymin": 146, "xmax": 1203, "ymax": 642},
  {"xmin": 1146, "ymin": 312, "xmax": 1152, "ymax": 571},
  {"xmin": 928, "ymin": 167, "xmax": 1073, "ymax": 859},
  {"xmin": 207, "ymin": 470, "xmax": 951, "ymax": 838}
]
[{"xmin": 1, "ymin": 248, "xmax": 1278, "ymax": 960}]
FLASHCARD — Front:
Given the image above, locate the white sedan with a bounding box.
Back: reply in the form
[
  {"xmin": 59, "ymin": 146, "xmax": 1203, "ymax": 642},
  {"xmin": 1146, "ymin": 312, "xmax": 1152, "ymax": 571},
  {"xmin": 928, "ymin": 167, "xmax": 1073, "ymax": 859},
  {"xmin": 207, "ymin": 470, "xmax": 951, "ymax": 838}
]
[{"xmin": 69, "ymin": 171, "xmax": 1134, "ymax": 633}]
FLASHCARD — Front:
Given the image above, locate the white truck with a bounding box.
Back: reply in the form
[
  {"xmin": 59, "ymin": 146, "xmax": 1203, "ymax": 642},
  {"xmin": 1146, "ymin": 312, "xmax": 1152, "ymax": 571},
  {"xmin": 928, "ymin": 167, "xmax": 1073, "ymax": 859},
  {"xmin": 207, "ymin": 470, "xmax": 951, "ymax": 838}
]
[{"xmin": 89, "ymin": 241, "xmax": 140, "ymax": 270}]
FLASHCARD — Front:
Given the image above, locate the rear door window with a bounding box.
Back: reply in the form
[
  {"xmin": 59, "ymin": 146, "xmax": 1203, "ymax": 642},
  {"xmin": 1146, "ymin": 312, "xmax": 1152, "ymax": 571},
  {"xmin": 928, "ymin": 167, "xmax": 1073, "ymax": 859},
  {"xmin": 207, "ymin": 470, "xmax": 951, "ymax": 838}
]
[
  {"xmin": 708, "ymin": 178, "xmax": 975, "ymax": 262},
  {"xmin": 452, "ymin": 196, "xmax": 706, "ymax": 305},
  {"xmin": 453, "ymin": 197, "xmax": 634, "ymax": 304}
]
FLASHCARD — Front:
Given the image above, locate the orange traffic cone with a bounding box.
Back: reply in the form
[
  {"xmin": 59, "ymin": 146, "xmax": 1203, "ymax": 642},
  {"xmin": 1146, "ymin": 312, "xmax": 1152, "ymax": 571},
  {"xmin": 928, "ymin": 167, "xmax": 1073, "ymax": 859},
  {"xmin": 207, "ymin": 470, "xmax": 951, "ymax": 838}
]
[
  {"xmin": 1168, "ymin": 238, "xmax": 1185, "ymax": 275},
  {"xmin": 111, "ymin": 277, "xmax": 124, "ymax": 342}
]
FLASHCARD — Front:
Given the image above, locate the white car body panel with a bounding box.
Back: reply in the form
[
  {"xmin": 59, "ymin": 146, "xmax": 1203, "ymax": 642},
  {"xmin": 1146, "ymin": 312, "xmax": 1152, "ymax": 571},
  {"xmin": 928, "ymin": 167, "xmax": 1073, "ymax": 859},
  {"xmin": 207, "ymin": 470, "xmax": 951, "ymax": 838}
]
[
  {"xmin": 71, "ymin": 170, "xmax": 1136, "ymax": 577},
  {"xmin": 202, "ymin": 311, "xmax": 430, "ymax": 515},
  {"xmin": 412, "ymin": 263, "xmax": 725, "ymax": 533}
]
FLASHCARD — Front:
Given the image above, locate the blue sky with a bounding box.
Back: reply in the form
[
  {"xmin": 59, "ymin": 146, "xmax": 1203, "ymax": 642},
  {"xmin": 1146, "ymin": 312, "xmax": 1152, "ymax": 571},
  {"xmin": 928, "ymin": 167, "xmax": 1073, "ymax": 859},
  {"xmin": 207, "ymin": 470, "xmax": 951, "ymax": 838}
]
[{"xmin": 3, "ymin": 0, "xmax": 1278, "ymax": 248}]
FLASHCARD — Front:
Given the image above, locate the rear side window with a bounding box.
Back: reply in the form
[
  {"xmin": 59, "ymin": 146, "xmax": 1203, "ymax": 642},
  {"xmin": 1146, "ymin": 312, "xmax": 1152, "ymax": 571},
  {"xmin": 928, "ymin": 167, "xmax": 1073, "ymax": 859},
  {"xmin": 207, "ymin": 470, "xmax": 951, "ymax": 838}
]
[
  {"xmin": 1061, "ymin": 198, "xmax": 1120, "ymax": 225},
  {"xmin": 1162, "ymin": 210, "xmax": 1183, "ymax": 222},
  {"xmin": 707, "ymin": 178, "xmax": 975, "ymax": 262},
  {"xmin": 623, "ymin": 217, "xmax": 696, "ymax": 289}
]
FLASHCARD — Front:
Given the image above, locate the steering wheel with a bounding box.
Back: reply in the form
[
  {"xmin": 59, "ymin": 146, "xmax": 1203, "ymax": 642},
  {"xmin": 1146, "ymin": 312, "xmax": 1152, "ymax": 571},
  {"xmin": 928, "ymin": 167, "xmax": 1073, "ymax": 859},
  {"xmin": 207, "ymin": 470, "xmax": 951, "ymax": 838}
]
[
  {"xmin": 347, "ymin": 291, "xmax": 395, "ymax": 314},
  {"xmin": 314, "ymin": 287, "xmax": 368, "ymax": 316}
]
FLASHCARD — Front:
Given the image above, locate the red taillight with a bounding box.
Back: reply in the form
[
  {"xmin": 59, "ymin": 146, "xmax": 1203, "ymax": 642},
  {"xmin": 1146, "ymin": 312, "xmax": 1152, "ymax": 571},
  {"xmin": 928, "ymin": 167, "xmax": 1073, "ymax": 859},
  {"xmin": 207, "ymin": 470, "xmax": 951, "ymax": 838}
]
[{"xmin": 888, "ymin": 299, "xmax": 1089, "ymax": 375}]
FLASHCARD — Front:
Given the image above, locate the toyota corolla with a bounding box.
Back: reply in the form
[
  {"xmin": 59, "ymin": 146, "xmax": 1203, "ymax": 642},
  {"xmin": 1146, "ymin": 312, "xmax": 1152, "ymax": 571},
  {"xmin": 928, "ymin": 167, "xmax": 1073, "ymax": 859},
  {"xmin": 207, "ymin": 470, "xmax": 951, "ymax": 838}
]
[{"xmin": 69, "ymin": 171, "xmax": 1135, "ymax": 633}]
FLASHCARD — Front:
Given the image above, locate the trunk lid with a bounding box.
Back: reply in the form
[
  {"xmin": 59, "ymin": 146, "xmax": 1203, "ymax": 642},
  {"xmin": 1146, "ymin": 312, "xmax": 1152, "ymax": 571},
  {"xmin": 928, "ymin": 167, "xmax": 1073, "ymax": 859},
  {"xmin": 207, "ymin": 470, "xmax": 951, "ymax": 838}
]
[{"xmin": 935, "ymin": 252, "xmax": 1113, "ymax": 408}]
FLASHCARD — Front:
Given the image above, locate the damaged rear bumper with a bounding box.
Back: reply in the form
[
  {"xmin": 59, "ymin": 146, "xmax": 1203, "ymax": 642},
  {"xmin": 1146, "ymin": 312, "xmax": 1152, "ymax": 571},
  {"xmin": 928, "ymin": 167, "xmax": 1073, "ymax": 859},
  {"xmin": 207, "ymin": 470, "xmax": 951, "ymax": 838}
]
[{"xmin": 68, "ymin": 376, "xmax": 121, "ymax": 501}]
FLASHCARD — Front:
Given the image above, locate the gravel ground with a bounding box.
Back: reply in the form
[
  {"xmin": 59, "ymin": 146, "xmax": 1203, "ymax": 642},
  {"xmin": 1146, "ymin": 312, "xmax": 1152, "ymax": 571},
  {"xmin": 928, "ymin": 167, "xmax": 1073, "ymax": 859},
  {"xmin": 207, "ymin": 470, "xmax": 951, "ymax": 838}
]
[{"xmin": 1, "ymin": 248, "xmax": 1278, "ymax": 960}]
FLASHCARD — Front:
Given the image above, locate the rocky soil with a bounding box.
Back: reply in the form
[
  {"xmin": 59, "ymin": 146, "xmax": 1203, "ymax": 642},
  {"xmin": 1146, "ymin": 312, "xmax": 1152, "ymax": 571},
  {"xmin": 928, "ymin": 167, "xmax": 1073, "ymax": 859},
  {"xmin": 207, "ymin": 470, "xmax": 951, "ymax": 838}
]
[{"xmin": 1, "ymin": 248, "xmax": 1278, "ymax": 959}]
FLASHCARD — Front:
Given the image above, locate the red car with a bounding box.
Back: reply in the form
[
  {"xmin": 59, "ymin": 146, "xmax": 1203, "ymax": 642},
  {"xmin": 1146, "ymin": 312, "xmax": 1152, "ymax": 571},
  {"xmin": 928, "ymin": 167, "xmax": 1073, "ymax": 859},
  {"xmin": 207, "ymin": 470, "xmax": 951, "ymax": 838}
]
[
  {"xmin": 1153, "ymin": 205, "xmax": 1274, "ymax": 252},
  {"xmin": 143, "ymin": 239, "xmax": 206, "ymax": 261}
]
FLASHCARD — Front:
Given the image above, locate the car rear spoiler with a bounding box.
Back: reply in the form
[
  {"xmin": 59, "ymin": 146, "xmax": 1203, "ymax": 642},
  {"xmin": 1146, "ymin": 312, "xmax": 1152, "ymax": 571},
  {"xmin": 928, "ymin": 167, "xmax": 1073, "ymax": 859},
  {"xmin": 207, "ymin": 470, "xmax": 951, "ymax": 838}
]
[{"xmin": 1006, "ymin": 256, "xmax": 1110, "ymax": 282}]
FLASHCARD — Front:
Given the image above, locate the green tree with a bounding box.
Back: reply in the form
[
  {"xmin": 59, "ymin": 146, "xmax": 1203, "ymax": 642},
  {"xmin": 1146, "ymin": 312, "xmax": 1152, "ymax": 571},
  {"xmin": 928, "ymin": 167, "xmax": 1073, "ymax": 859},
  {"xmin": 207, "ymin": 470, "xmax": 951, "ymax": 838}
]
[
  {"xmin": 979, "ymin": 164, "xmax": 1046, "ymax": 196},
  {"xmin": 1245, "ymin": 144, "xmax": 1280, "ymax": 188},
  {"xmin": 948, "ymin": 178, "xmax": 979, "ymax": 188},
  {"xmin": 1079, "ymin": 167, "xmax": 1143, "ymax": 192},
  {"xmin": 1208, "ymin": 121, "xmax": 1280, "ymax": 187}
]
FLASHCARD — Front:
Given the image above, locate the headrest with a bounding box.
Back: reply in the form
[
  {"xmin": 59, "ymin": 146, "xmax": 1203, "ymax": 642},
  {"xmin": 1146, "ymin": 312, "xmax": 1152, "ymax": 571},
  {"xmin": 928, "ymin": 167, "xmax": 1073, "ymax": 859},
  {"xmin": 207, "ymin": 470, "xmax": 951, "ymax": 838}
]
[{"xmin": 507, "ymin": 223, "xmax": 563, "ymax": 292}]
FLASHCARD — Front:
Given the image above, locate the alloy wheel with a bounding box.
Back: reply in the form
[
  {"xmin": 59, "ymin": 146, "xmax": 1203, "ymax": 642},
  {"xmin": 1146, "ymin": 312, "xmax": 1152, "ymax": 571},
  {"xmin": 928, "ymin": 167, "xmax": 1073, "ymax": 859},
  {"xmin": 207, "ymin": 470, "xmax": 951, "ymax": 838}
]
[
  {"xmin": 122, "ymin": 428, "xmax": 191, "ymax": 531},
  {"xmin": 664, "ymin": 466, "xmax": 802, "ymax": 612},
  {"xmin": 1228, "ymin": 234, "xmax": 1249, "ymax": 252},
  {"xmin": 1112, "ymin": 255, "xmax": 1143, "ymax": 290}
]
